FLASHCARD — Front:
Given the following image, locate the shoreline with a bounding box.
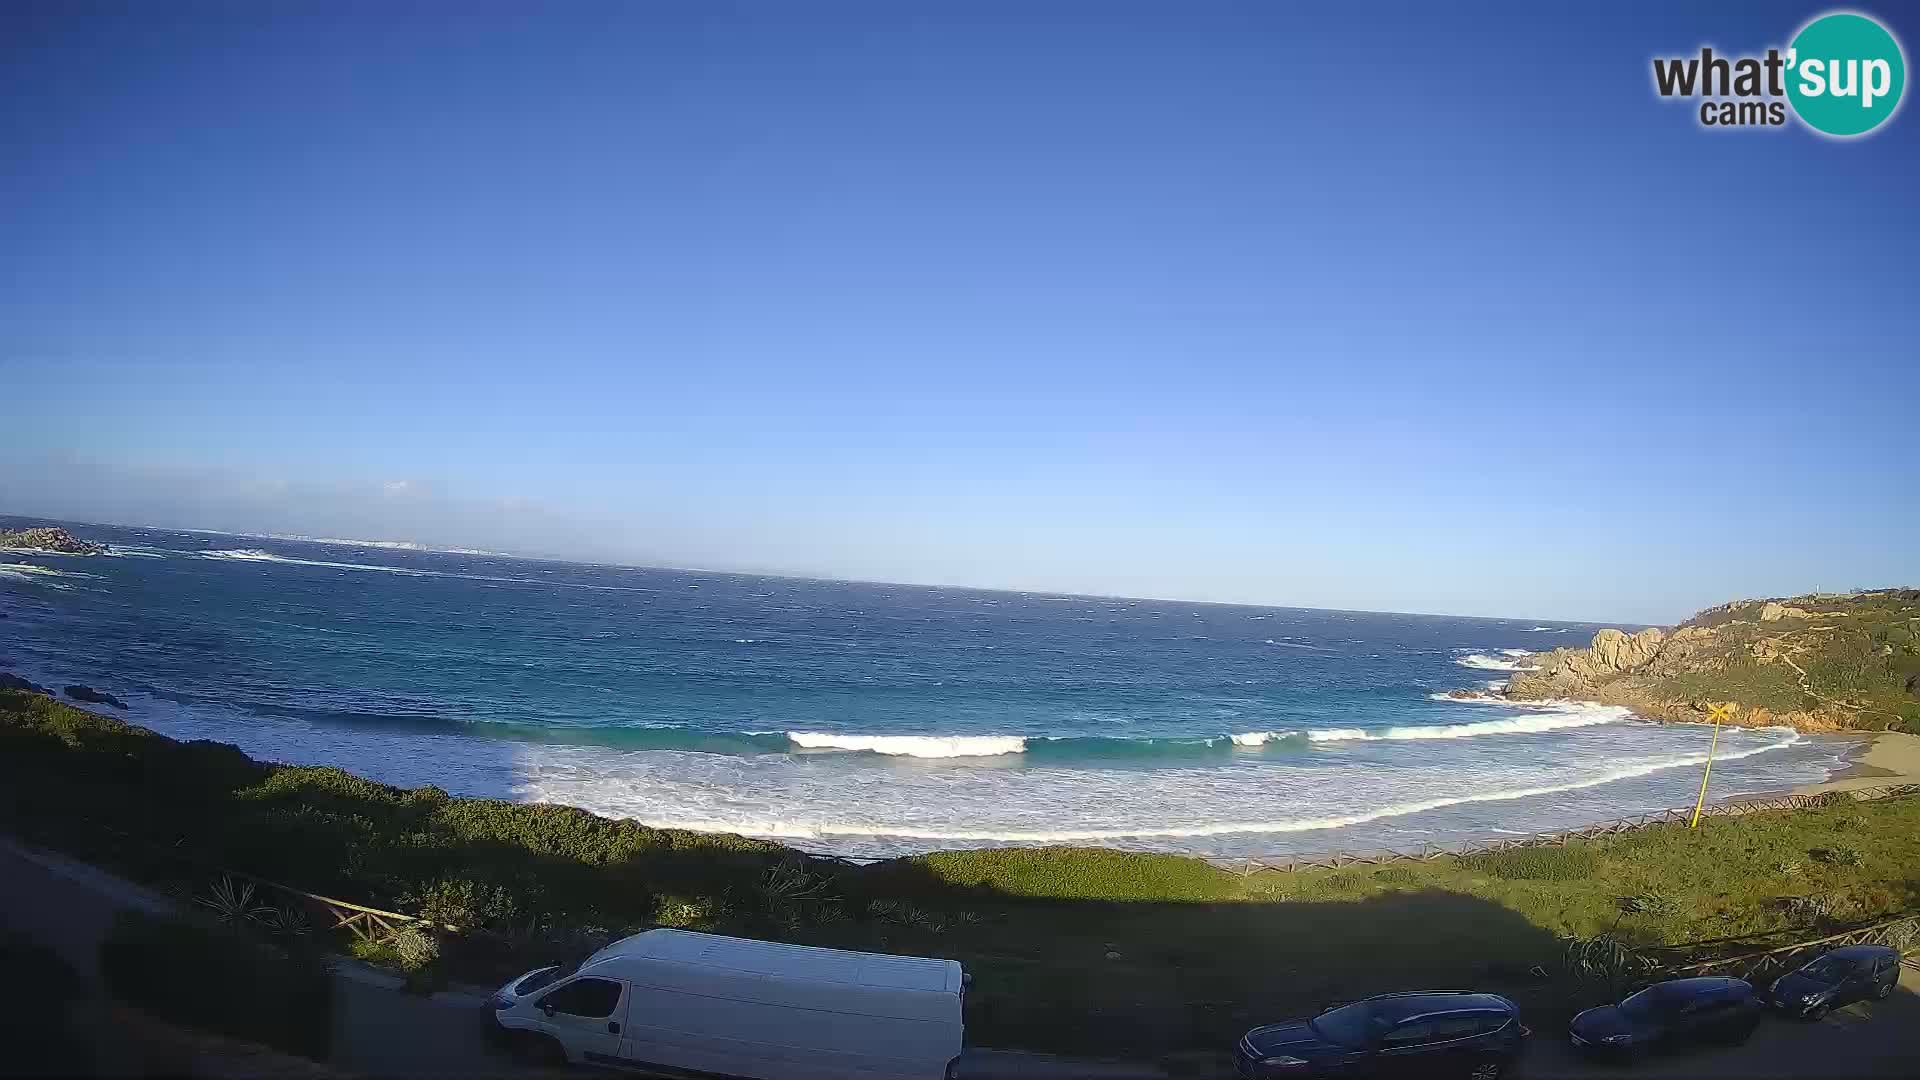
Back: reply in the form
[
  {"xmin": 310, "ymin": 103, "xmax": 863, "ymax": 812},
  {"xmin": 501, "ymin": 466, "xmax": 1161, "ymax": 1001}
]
[{"xmin": 1788, "ymin": 730, "xmax": 1920, "ymax": 795}]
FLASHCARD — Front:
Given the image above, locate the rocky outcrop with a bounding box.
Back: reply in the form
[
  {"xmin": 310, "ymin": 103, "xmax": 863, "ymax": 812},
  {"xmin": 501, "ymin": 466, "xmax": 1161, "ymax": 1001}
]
[
  {"xmin": 63, "ymin": 684, "xmax": 127, "ymax": 709},
  {"xmin": 1, "ymin": 672, "xmax": 55, "ymax": 696},
  {"xmin": 1508, "ymin": 625, "xmax": 1714, "ymax": 700},
  {"xmin": 0, "ymin": 527, "xmax": 105, "ymax": 555},
  {"xmin": 1496, "ymin": 589, "xmax": 1920, "ymax": 732}
]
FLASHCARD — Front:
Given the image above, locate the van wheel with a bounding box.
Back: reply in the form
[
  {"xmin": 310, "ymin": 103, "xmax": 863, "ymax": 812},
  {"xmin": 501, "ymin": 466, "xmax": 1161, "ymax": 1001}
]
[
  {"xmin": 1876, "ymin": 982, "xmax": 1894, "ymax": 1000},
  {"xmin": 511, "ymin": 1032, "xmax": 567, "ymax": 1067},
  {"xmin": 1806, "ymin": 1004, "xmax": 1829, "ymax": 1021},
  {"xmin": 1468, "ymin": 1061, "xmax": 1503, "ymax": 1080}
]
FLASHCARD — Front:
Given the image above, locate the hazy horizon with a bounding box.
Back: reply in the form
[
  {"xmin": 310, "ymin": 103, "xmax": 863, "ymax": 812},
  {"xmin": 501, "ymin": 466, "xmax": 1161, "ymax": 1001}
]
[{"xmin": 11, "ymin": 504, "xmax": 1859, "ymax": 629}]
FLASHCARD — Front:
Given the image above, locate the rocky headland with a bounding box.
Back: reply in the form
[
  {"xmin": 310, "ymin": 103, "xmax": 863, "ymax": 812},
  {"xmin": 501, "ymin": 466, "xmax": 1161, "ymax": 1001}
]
[
  {"xmin": 0, "ymin": 526, "xmax": 106, "ymax": 555},
  {"xmin": 1499, "ymin": 589, "xmax": 1920, "ymax": 734}
]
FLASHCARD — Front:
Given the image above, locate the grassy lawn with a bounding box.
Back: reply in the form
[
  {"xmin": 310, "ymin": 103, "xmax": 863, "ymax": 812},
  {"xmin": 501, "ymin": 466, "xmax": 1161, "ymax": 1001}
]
[{"xmin": 3, "ymin": 687, "xmax": 1915, "ymax": 1059}]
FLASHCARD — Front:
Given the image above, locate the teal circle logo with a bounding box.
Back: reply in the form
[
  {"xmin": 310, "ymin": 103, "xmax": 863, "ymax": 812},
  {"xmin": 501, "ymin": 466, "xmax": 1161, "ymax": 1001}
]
[{"xmin": 1787, "ymin": 12, "xmax": 1906, "ymax": 136}]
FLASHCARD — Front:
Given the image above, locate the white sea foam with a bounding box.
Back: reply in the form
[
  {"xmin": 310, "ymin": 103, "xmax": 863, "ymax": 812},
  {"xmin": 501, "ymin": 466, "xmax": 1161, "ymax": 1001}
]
[
  {"xmin": 199, "ymin": 548, "xmax": 657, "ymax": 594},
  {"xmin": 103, "ymin": 545, "xmax": 171, "ymax": 558},
  {"xmin": 103, "ymin": 683, "xmax": 1830, "ymax": 860},
  {"xmin": 1229, "ymin": 704, "xmax": 1629, "ymax": 747},
  {"xmin": 202, "ymin": 548, "xmax": 433, "ymax": 574},
  {"xmin": 1308, "ymin": 707, "xmax": 1631, "ymax": 742},
  {"xmin": 1455, "ymin": 653, "xmax": 1539, "ymax": 672},
  {"xmin": 1522, "ymin": 626, "xmax": 1569, "ymax": 633},
  {"xmin": 632, "ymin": 735, "xmax": 1807, "ymax": 843},
  {"xmin": 1499, "ymin": 648, "xmax": 1532, "ymax": 657},
  {"xmin": 785, "ymin": 733, "xmax": 1028, "ymax": 758},
  {"xmin": 0, "ymin": 562, "xmax": 92, "ymax": 588}
]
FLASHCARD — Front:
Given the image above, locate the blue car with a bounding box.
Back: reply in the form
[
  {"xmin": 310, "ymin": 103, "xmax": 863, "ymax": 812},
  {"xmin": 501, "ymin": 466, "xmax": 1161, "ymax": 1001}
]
[
  {"xmin": 1235, "ymin": 990, "xmax": 1529, "ymax": 1079},
  {"xmin": 1568, "ymin": 976, "xmax": 1761, "ymax": 1059},
  {"xmin": 1766, "ymin": 944, "xmax": 1901, "ymax": 1019}
]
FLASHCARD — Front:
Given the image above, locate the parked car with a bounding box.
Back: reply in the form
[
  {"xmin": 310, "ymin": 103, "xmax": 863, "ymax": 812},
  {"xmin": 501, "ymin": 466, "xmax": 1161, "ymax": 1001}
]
[
  {"xmin": 1767, "ymin": 944, "xmax": 1901, "ymax": 1019},
  {"xmin": 484, "ymin": 928, "xmax": 966, "ymax": 1080},
  {"xmin": 1568, "ymin": 976, "xmax": 1762, "ymax": 1059},
  {"xmin": 1234, "ymin": 990, "xmax": 1529, "ymax": 1078}
]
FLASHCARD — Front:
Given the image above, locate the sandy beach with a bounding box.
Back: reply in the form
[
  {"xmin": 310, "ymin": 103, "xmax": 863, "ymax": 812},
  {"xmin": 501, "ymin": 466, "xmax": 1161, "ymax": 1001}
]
[{"xmin": 1792, "ymin": 730, "xmax": 1920, "ymax": 794}]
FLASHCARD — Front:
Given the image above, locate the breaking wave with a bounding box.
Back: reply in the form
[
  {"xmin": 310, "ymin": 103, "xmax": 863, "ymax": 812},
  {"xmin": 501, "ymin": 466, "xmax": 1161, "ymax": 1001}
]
[
  {"xmin": 200, "ymin": 548, "xmax": 650, "ymax": 593},
  {"xmin": 786, "ymin": 733, "xmax": 1028, "ymax": 758},
  {"xmin": 1456, "ymin": 652, "xmax": 1539, "ymax": 672},
  {"xmin": 642, "ymin": 734, "xmax": 1806, "ymax": 843},
  {"xmin": 0, "ymin": 563, "xmax": 93, "ymax": 588}
]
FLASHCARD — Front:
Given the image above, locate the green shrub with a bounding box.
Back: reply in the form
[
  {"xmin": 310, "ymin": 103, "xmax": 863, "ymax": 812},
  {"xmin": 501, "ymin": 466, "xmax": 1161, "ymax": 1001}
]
[
  {"xmin": 654, "ymin": 895, "xmax": 721, "ymax": 929},
  {"xmin": 881, "ymin": 846, "xmax": 1236, "ymax": 902},
  {"xmin": 1783, "ymin": 894, "xmax": 1841, "ymax": 923},
  {"xmin": 1814, "ymin": 844, "xmax": 1864, "ymax": 867},
  {"xmin": 400, "ymin": 878, "xmax": 520, "ymax": 932},
  {"xmin": 98, "ymin": 910, "xmax": 332, "ymax": 1059},
  {"xmin": 1620, "ymin": 889, "xmax": 1682, "ymax": 918},
  {"xmin": 1463, "ymin": 845, "xmax": 1599, "ymax": 881},
  {"xmin": 388, "ymin": 924, "xmax": 440, "ymax": 972},
  {"xmin": 0, "ymin": 689, "xmax": 788, "ymax": 934}
]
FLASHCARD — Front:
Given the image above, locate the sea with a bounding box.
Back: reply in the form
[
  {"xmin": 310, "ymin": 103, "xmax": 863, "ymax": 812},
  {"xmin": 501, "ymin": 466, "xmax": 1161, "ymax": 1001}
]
[{"xmin": 0, "ymin": 518, "xmax": 1851, "ymax": 861}]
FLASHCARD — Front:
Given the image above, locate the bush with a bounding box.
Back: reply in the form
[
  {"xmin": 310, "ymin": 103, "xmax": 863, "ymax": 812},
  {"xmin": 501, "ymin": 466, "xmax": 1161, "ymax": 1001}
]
[
  {"xmin": 389, "ymin": 924, "xmax": 440, "ymax": 972},
  {"xmin": 1463, "ymin": 845, "xmax": 1599, "ymax": 881},
  {"xmin": 1814, "ymin": 844, "xmax": 1864, "ymax": 867},
  {"xmin": 400, "ymin": 878, "xmax": 520, "ymax": 932},
  {"xmin": 654, "ymin": 894, "xmax": 727, "ymax": 929},
  {"xmin": 1783, "ymin": 894, "xmax": 1841, "ymax": 923},
  {"xmin": 0, "ymin": 690, "xmax": 787, "ymax": 935},
  {"xmin": 98, "ymin": 910, "xmax": 332, "ymax": 1059},
  {"xmin": 879, "ymin": 847, "xmax": 1237, "ymax": 902},
  {"xmin": 1620, "ymin": 889, "xmax": 1682, "ymax": 918},
  {"xmin": 1372, "ymin": 865, "xmax": 1424, "ymax": 886}
]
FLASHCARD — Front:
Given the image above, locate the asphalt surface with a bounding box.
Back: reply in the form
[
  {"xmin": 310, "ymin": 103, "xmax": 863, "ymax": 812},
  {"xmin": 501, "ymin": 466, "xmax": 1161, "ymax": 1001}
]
[
  {"xmin": 4, "ymin": 836, "xmax": 1914, "ymax": 1078},
  {"xmin": 1517, "ymin": 968, "xmax": 1920, "ymax": 1079}
]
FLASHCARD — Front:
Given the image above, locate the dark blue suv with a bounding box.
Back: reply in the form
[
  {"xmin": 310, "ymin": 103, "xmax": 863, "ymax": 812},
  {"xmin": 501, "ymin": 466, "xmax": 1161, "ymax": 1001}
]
[{"xmin": 1235, "ymin": 990, "xmax": 1529, "ymax": 1078}]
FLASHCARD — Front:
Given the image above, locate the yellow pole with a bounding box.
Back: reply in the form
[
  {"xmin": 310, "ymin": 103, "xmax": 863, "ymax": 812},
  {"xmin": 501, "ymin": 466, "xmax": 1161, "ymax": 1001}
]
[{"xmin": 1689, "ymin": 704, "xmax": 1732, "ymax": 827}]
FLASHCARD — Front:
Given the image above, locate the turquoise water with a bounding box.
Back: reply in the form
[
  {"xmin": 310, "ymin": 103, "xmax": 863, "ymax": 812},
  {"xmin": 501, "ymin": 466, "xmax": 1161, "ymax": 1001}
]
[{"xmin": 0, "ymin": 518, "xmax": 1846, "ymax": 859}]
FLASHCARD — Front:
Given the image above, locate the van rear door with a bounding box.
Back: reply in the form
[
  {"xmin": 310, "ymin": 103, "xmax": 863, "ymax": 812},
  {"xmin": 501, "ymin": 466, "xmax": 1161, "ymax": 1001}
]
[{"xmin": 529, "ymin": 975, "xmax": 629, "ymax": 1064}]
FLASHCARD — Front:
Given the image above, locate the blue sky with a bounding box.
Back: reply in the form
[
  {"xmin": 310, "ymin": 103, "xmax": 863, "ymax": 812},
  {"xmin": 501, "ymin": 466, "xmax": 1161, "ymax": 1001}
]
[{"xmin": 2, "ymin": 1, "xmax": 1915, "ymax": 623}]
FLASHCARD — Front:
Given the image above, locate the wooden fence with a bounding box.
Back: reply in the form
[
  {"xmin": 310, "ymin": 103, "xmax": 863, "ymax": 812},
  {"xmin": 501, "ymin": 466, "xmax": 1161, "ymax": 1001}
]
[
  {"xmin": 1197, "ymin": 784, "xmax": 1920, "ymax": 876},
  {"xmin": 40, "ymin": 815, "xmax": 447, "ymax": 949},
  {"xmin": 1644, "ymin": 912, "xmax": 1920, "ymax": 986},
  {"xmin": 220, "ymin": 870, "xmax": 455, "ymax": 945}
]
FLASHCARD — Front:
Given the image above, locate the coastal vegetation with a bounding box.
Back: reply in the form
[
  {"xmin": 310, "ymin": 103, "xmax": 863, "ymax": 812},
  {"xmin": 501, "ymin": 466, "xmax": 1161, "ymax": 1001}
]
[
  {"xmin": 3, "ymin": 685, "xmax": 1917, "ymax": 1058},
  {"xmin": 99, "ymin": 910, "xmax": 334, "ymax": 1060},
  {"xmin": 1507, "ymin": 588, "xmax": 1920, "ymax": 734}
]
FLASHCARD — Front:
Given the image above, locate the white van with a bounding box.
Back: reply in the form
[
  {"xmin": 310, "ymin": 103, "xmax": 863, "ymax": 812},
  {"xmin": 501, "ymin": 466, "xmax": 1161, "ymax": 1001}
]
[{"xmin": 485, "ymin": 928, "xmax": 966, "ymax": 1079}]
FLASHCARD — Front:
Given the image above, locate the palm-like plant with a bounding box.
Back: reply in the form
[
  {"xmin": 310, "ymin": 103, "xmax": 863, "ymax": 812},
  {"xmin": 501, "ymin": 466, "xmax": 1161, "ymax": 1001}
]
[
  {"xmin": 196, "ymin": 876, "xmax": 271, "ymax": 925},
  {"xmin": 257, "ymin": 906, "xmax": 313, "ymax": 938}
]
